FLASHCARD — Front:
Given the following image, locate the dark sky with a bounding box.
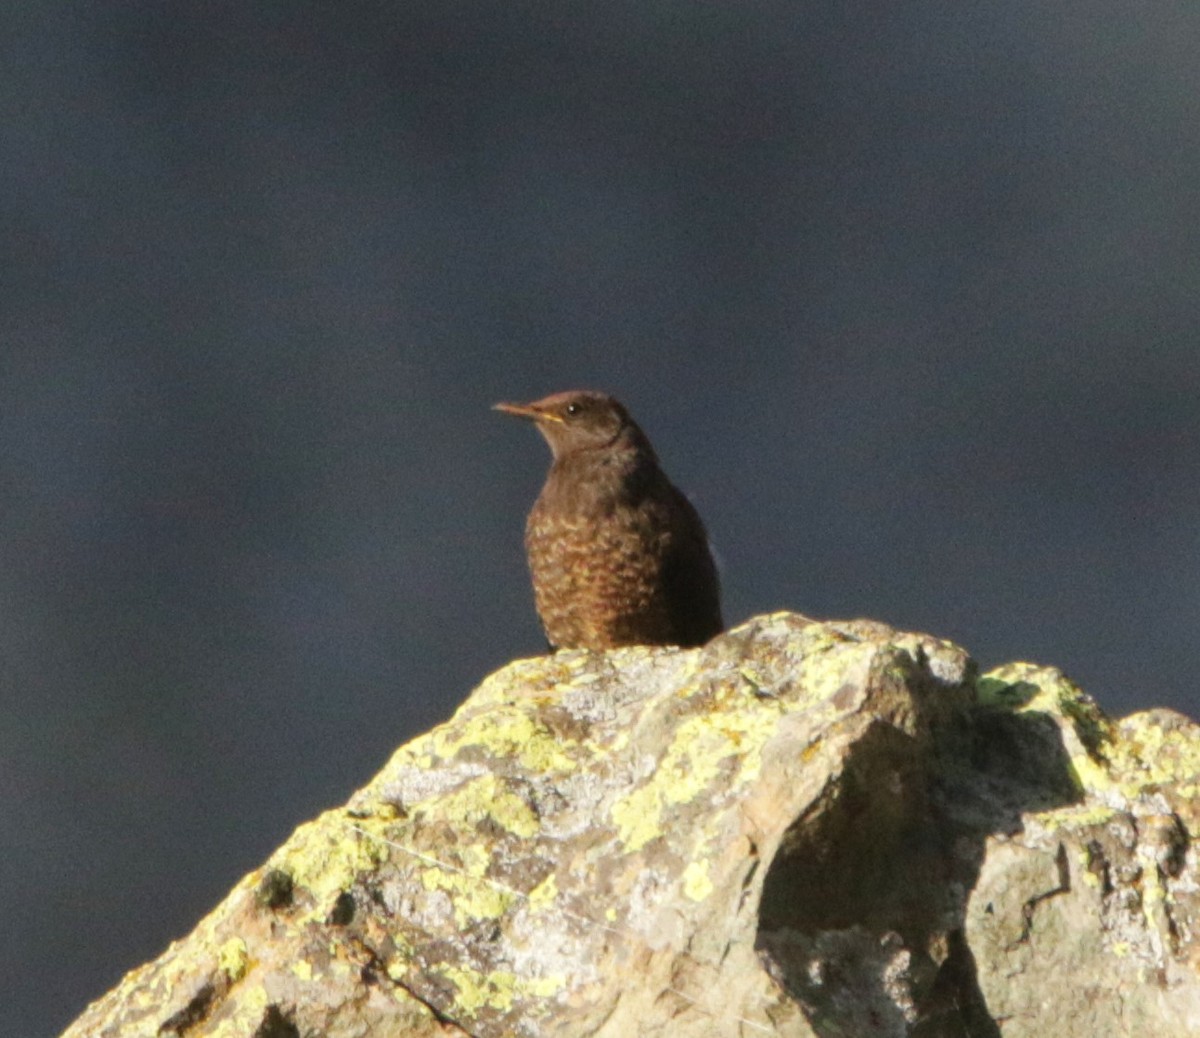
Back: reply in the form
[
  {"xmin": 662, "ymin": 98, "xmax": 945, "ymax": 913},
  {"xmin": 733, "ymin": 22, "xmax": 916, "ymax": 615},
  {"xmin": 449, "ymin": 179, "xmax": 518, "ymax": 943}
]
[{"xmin": 5, "ymin": 4, "xmax": 1199, "ymax": 1034}]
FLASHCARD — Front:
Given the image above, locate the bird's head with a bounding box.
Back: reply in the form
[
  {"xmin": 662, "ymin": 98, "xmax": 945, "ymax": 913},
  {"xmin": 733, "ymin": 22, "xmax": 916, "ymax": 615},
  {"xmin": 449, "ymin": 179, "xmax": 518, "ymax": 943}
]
[{"xmin": 494, "ymin": 390, "xmax": 647, "ymax": 461}]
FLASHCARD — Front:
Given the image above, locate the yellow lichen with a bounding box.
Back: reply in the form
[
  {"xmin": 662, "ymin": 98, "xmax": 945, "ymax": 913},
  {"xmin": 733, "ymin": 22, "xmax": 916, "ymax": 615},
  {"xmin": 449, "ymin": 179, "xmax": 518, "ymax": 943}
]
[
  {"xmin": 528, "ymin": 872, "xmax": 558, "ymax": 912},
  {"xmin": 610, "ymin": 700, "xmax": 781, "ymax": 851},
  {"xmin": 1113, "ymin": 714, "xmax": 1200, "ymax": 796},
  {"xmin": 1058, "ymin": 744, "xmax": 1107, "ymax": 792},
  {"xmin": 435, "ymin": 964, "xmax": 564, "ymax": 1018},
  {"xmin": 441, "ymin": 965, "xmax": 518, "ymax": 1015},
  {"xmin": 208, "ymin": 985, "xmax": 269, "ymax": 1038},
  {"xmin": 465, "ymin": 656, "xmax": 582, "ymax": 708},
  {"xmin": 982, "ymin": 667, "xmax": 1200, "ymax": 811},
  {"xmin": 978, "ymin": 664, "xmax": 1118, "ymax": 792},
  {"xmin": 786, "ymin": 641, "xmax": 876, "ymax": 714},
  {"xmin": 290, "ymin": 959, "xmax": 313, "ymax": 982},
  {"xmin": 431, "ymin": 708, "xmax": 578, "ymax": 774},
  {"xmin": 524, "ymin": 974, "xmax": 566, "ymax": 999},
  {"xmin": 1034, "ymin": 802, "xmax": 1120, "ymax": 829},
  {"xmin": 376, "ymin": 733, "xmax": 441, "ymax": 776},
  {"xmin": 421, "ymin": 857, "xmax": 514, "ymax": 926},
  {"xmin": 217, "ymin": 937, "xmax": 249, "ymax": 982},
  {"xmin": 682, "ymin": 860, "xmax": 713, "ymax": 901},
  {"xmin": 977, "ymin": 663, "xmax": 1081, "ymax": 718},
  {"xmin": 280, "ymin": 813, "xmax": 388, "ymax": 922},
  {"xmin": 432, "ymin": 773, "xmax": 540, "ymax": 838}
]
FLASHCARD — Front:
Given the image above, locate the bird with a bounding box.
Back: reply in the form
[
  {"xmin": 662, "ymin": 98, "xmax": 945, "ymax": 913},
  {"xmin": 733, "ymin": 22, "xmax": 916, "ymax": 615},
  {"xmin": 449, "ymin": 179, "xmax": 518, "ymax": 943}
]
[{"xmin": 493, "ymin": 390, "xmax": 723, "ymax": 651}]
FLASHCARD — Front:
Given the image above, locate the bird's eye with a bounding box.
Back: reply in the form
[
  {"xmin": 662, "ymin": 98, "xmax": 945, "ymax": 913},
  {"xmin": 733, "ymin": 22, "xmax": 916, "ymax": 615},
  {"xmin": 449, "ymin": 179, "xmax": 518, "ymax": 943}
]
[{"xmin": 565, "ymin": 402, "xmax": 581, "ymax": 417}]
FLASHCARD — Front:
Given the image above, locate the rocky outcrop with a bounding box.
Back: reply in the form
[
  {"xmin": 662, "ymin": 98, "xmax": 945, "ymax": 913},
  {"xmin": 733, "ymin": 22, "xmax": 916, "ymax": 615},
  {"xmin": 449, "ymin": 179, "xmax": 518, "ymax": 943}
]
[{"xmin": 62, "ymin": 613, "xmax": 1200, "ymax": 1037}]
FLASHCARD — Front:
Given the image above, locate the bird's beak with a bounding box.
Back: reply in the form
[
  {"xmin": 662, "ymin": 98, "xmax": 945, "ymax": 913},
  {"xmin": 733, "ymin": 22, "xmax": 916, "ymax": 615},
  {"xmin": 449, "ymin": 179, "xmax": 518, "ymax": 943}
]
[{"xmin": 493, "ymin": 402, "xmax": 564, "ymax": 423}]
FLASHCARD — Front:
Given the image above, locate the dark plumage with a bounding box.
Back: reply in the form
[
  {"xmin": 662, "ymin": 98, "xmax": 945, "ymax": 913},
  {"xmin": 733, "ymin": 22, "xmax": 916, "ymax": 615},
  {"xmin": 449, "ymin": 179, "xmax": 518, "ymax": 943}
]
[{"xmin": 494, "ymin": 390, "xmax": 723, "ymax": 651}]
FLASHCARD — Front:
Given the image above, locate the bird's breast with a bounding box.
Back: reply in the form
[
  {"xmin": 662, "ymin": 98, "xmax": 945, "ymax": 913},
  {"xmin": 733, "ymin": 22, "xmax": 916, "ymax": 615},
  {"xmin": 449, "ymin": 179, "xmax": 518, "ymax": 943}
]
[{"xmin": 524, "ymin": 480, "xmax": 676, "ymax": 648}]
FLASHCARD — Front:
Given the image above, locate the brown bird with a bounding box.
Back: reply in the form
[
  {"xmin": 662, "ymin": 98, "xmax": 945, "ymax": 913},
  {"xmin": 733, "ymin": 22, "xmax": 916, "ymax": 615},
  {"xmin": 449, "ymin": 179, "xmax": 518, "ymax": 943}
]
[{"xmin": 494, "ymin": 390, "xmax": 723, "ymax": 651}]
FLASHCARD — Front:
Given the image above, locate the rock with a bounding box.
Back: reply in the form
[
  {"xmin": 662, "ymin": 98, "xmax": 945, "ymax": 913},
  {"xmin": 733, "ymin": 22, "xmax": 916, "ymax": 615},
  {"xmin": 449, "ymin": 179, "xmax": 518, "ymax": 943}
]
[
  {"xmin": 61, "ymin": 613, "xmax": 1200, "ymax": 1037},
  {"xmin": 964, "ymin": 669, "xmax": 1200, "ymax": 1037}
]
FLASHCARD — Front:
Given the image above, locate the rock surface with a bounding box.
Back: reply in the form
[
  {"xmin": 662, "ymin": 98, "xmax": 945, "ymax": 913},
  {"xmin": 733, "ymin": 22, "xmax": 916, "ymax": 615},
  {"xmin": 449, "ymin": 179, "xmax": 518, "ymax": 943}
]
[{"xmin": 62, "ymin": 613, "xmax": 1200, "ymax": 1037}]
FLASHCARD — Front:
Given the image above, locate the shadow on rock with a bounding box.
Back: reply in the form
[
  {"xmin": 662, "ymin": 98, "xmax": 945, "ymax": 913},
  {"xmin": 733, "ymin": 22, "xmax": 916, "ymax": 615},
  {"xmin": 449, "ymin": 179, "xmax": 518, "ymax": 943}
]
[{"xmin": 756, "ymin": 684, "xmax": 1082, "ymax": 1037}]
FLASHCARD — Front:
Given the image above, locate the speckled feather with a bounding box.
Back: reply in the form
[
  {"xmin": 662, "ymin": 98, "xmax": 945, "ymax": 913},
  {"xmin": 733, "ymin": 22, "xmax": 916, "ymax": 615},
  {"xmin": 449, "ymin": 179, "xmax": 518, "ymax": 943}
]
[{"xmin": 497, "ymin": 391, "xmax": 723, "ymax": 651}]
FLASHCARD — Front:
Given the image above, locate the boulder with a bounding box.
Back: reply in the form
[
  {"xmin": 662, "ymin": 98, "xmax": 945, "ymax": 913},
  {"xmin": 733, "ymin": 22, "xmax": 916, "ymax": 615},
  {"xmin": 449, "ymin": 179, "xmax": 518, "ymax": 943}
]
[{"xmin": 62, "ymin": 613, "xmax": 1200, "ymax": 1037}]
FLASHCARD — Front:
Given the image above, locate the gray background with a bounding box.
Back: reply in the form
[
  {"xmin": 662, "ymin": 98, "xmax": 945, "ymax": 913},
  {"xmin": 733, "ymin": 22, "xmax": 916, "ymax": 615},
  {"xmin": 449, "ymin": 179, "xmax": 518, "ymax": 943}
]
[{"xmin": 5, "ymin": 3, "xmax": 1198, "ymax": 1034}]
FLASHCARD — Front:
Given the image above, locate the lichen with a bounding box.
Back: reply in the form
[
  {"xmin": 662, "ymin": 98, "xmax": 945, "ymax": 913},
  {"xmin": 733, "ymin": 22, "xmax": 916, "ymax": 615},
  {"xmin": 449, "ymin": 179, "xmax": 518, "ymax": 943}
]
[
  {"xmin": 431, "ymin": 707, "xmax": 579, "ymax": 774},
  {"xmin": 434, "ymin": 963, "xmax": 564, "ymax": 1018},
  {"xmin": 421, "ymin": 860, "xmax": 514, "ymax": 925},
  {"xmin": 217, "ymin": 937, "xmax": 248, "ymax": 982},
  {"xmin": 1031, "ymin": 802, "xmax": 1121, "ymax": 831},
  {"xmin": 207, "ymin": 984, "xmax": 269, "ymax": 1038},
  {"xmin": 978, "ymin": 663, "xmax": 1115, "ymax": 791},
  {"xmin": 610, "ymin": 700, "xmax": 781, "ymax": 852},
  {"xmin": 682, "ymin": 860, "xmax": 713, "ymax": 901},
  {"xmin": 1113, "ymin": 712, "xmax": 1200, "ymax": 798},
  {"xmin": 427, "ymin": 773, "xmax": 540, "ymax": 838},
  {"xmin": 528, "ymin": 872, "xmax": 558, "ymax": 912},
  {"xmin": 66, "ymin": 612, "xmax": 1200, "ymax": 1038},
  {"xmin": 277, "ymin": 812, "xmax": 389, "ymax": 922},
  {"xmin": 986, "ymin": 667, "xmax": 1200, "ymax": 814}
]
